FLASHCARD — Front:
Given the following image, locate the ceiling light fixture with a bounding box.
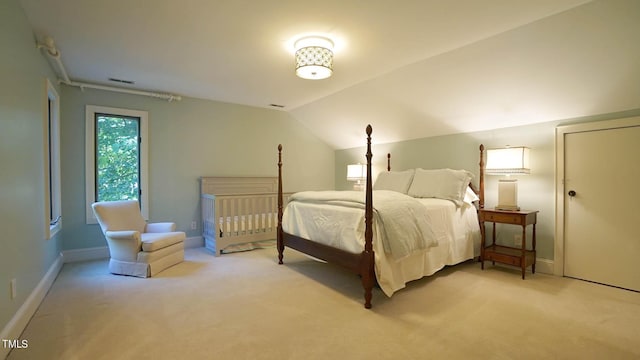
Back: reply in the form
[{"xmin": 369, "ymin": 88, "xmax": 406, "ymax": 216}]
[{"xmin": 294, "ymin": 36, "xmax": 334, "ymax": 80}]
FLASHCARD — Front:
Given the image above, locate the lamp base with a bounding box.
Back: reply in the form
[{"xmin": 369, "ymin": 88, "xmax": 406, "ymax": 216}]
[
  {"xmin": 495, "ymin": 205, "xmax": 521, "ymax": 211},
  {"xmin": 352, "ymin": 181, "xmax": 365, "ymax": 191},
  {"xmin": 496, "ymin": 179, "xmax": 519, "ymax": 211}
]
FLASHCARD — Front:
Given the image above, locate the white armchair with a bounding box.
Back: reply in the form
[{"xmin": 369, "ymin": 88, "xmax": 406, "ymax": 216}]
[{"xmin": 92, "ymin": 200, "xmax": 185, "ymax": 277}]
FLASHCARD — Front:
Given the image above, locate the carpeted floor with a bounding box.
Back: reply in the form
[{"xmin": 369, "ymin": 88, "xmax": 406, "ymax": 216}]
[{"xmin": 8, "ymin": 247, "xmax": 640, "ymax": 359}]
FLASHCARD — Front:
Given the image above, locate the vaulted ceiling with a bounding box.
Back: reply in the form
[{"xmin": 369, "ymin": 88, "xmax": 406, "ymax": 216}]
[{"xmin": 19, "ymin": 0, "xmax": 640, "ymax": 149}]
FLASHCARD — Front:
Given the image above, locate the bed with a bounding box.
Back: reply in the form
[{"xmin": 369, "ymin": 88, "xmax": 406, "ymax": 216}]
[{"xmin": 276, "ymin": 125, "xmax": 486, "ymax": 308}]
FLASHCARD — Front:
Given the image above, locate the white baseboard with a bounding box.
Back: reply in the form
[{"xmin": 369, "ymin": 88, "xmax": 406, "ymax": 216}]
[
  {"xmin": 535, "ymin": 258, "xmax": 554, "ymax": 275},
  {"xmin": 0, "ymin": 253, "xmax": 63, "ymax": 360},
  {"xmin": 62, "ymin": 246, "xmax": 110, "ymax": 263},
  {"xmin": 185, "ymin": 236, "xmax": 204, "ymax": 249},
  {"xmin": 62, "ymin": 237, "xmax": 204, "ymax": 263}
]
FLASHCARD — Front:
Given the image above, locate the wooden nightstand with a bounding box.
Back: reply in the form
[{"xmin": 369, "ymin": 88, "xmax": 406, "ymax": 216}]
[{"xmin": 479, "ymin": 209, "xmax": 539, "ymax": 279}]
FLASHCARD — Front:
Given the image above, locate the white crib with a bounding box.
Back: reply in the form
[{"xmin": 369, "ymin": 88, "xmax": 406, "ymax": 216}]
[{"xmin": 201, "ymin": 177, "xmax": 292, "ymax": 256}]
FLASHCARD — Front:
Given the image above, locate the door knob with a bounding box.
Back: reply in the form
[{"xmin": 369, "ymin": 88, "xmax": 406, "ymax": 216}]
[{"xmin": 568, "ymin": 190, "xmax": 576, "ymax": 197}]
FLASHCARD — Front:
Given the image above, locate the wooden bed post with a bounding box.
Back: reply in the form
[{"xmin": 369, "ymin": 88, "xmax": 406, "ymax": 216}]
[
  {"xmin": 277, "ymin": 144, "xmax": 284, "ymax": 264},
  {"xmin": 275, "ymin": 126, "xmax": 376, "ymax": 309},
  {"xmin": 479, "ymin": 144, "xmax": 485, "ymax": 210},
  {"xmin": 362, "ymin": 125, "xmax": 375, "ymax": 309}
]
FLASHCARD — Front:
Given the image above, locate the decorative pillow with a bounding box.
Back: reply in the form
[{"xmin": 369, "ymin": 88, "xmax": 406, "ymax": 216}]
[
  {"xmin": 407, "ymin": 168, "xmax": 474, "ymax": 206},
  {"xmin": 373, "ymin": 169, "xmax": 415, "ymax": 194},
  {"xmin": 463, "ymin": 186, "xmax": 480, "ymax": 204}
]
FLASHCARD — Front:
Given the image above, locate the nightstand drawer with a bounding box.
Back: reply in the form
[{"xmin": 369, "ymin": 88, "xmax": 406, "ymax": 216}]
[
  {"xmin": 485, "ymin": 250, "xmax": 522, "ymax": 267},
  {"xmin": 483, "ymin": 212, "xmax": 523, "ymax": 225}
]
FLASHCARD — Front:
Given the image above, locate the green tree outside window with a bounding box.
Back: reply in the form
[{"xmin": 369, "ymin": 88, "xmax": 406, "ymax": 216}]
[{"xmin": 95, "ymin": 114, "xmax": 140, "ymax": 202}]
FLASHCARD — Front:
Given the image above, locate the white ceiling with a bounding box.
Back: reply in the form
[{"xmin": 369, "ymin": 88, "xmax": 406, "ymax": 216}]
[{"xmin": 19, "ymin": 0, "xmax": 640, "ymax": 149}]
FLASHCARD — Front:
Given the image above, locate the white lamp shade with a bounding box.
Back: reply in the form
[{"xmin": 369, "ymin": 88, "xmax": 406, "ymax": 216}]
[
  {"xmin": 486, "ymin": 147, "xmax": 530, "ymax": 175},
  {"xmin": 347, "ymin": 164, "xmax": 366, "ymax": 181}
]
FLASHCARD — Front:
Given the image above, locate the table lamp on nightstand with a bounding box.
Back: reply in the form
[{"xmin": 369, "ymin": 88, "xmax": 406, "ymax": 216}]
[
  {"xmin": 347, "ymin": 164, "xmax": 366, "ymax": 191},
  {"xmin": 485, "ymin": 146, "xmax": 530, "ymax": 211}
]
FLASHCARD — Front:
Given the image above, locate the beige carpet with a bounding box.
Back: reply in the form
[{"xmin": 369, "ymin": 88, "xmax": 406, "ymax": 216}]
[{"xmin": 8, "ymin": 247, "xmax": 640, "ymax": 360}]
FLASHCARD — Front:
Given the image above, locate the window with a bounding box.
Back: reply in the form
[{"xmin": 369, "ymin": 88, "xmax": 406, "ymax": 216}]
[
  {"xmin": 45, "ymin": 79, "xmax": 61, "ymax": 238},
  {"xmin": 95, "ymin": 114, "xmax": 141, "ymax": 202},
  {"xmin": 86, "ymin": 105, "xmax": 148, "ymax": 223}
]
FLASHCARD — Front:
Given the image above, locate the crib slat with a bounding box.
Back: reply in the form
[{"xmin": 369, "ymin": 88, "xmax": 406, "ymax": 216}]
[{"xmin": 252, "ymin": 196, "xmax": 257, "ymax": 234}]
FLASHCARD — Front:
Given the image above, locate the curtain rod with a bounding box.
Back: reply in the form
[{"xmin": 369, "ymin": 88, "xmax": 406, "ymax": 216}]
[
  {"xmin": 36, "ymin": 36, "xmax": 182, "ymax": 102},
  {"xmin": 61, "ymin": 80, "xmax": 182, "ymax": 102}
]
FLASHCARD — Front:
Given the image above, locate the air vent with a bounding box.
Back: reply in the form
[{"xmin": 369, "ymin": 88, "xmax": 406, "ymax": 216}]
[{"xmin": 108, "ymin": 77, "xmax": 135, "ymax": 85}]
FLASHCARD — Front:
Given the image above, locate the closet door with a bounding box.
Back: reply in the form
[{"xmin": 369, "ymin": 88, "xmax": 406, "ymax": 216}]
[{"xmin": 563, "ymin": 122, "xmax": 640, "ymax": 291}]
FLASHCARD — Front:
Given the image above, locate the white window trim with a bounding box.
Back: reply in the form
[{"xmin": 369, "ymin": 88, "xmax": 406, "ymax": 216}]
[
  {"xmin": 45, "ymin": 78, "xmax": 62, "ymax": 238},
  {"xmin": 85, "ymin": 105, "xmax": 149, "ymax": 224}
]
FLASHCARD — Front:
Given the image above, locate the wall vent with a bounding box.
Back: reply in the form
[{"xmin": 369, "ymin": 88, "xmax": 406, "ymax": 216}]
[{"xmin": 108, "ymin": 77, "xmax": 135, "ymax": 85}]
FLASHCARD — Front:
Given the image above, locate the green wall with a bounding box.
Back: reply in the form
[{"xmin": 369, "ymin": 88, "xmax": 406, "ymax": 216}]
[
  {"xmin": 4, "ymin": 0, "xmax": 639, "ymax": 340},
  {"xmin": 335, "ymin": 122, "xmax": 558, "ymax": 260},
  {"xmin": 335, "ymin": 109, "xmax": 640, "ymax": 261},
  {"xmin": 1, "ymin": 0, "xmax": 334, "ymax": 336},
  {"xmin": 0, "ymin": 0, "xmax": 63, "ymax": 337},
  {"xmin": 60, "ymin": 87, "xmax": 335, "ymax": 250}
]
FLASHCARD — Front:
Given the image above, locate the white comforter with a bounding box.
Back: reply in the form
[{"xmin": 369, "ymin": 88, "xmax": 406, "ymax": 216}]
[
  {"xmin": 289, "ymin": 190, "xmax": 438, "ymax": 258},
  {"xmin": 282, "ymin": 191, "xmax": 481, "ymax": 296}
]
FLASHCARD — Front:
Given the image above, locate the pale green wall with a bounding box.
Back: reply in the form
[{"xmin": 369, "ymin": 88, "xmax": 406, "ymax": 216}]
[
  {"xmin": 0, "ymin": 0, "xmax": 63, "ymax": 335},
  {"xmin": 4, "ymin": 0, "xmax": 639, "ymax": 339},
  {"xmin": 60, "ymin": 87, "xmax": 335, "ymax": 250},
  {"xmin": 2, "ymin": 0, "xmax": 334, "ymax": 333},
  {"xmin": 335, "ymin": 109, "xmax": 640, "ymax": 261}
]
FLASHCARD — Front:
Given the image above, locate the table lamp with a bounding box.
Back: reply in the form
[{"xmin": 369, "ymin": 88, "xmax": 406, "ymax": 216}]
[
  {"xmin": 485, "ymin": 146, "xmax": 530, "ymax": 211},
  {"xmin": 347, "ymin": 164, "xmax": 366, "ymax": 191}
]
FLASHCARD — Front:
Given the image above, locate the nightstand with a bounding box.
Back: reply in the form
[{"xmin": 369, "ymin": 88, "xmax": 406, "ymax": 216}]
[{"xmin": 479, "ymin": 209, "xmax": 538, "ymax": 279}]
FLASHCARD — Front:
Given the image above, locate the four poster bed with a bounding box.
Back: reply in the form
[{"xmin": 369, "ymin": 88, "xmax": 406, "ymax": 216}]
[{"xmin": 276, "ymin": 125, "xmax": 485, "ymax": 308}]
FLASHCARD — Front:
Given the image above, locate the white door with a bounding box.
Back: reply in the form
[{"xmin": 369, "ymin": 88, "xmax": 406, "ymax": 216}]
[{"xmin": 563, "ymin": 123, "xmax": 640, "ymax": 291}]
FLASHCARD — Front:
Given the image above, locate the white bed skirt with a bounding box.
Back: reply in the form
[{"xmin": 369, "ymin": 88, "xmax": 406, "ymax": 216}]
[{"xmin": 282, "ymin": 197, "xmax": 481, "ymax": 296}]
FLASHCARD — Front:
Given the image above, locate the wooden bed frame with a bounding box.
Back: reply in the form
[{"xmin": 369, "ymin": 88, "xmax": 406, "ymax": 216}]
[{"xmin": 276, "ymin": 125, "xmax": 485, "ymax": 308}]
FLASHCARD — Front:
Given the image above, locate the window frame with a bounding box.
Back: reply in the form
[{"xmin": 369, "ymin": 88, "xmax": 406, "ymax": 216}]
[
  {"xmin": 85, "ymin": 105, "xmax": 149, "ymax": 224},
  {"xmin": 44, "ymin": 78, "xmax": 62, "ymax": 239}
]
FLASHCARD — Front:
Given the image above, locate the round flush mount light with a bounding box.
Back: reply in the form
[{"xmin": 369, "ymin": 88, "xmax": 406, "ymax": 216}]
[{"xmin": 294, "ymin": 36, "xmax": 334, "ymax": 80}]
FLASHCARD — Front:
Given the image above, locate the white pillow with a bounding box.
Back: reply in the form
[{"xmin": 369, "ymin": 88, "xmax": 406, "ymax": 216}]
[
  {"xmin": 464, "ymin": 186, "xmax": 480, "ymax": 204},
  {"xmin": 373, "ymin": 169, "xmax": 415, "ymax": 194},
  {"xmin": 407, "ymin": 168, "xmax": 474, "ymax": 206}
]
